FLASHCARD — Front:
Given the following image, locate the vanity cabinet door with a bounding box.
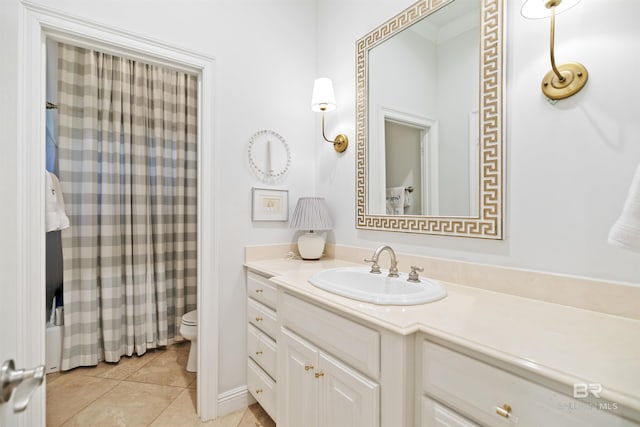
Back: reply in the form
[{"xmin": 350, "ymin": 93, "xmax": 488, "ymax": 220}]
[
  {"xmin": 318, "ymin": 352, "xmax": 379, "ymax": 427},
  {"xmin": 279, "ymin": 328, "xmax": 319, "ymax": 427},
  {"xmin": 279, "ymin": 328, "xmax": 380, "ymax": 427}
]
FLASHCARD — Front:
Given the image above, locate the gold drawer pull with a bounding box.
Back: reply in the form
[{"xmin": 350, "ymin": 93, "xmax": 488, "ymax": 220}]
[
  {"xmin": 304, "ymin": 364, "xmax": 314, "ymax": 371},
  {"xmin": 495, "ymin": 404, "xmax": 512, "ymax": 418},
  {"xmin": 255, "ymin": 316, "xmax": 263, "ymax": 322},
  {"xmin": 255, "ymin": 388, "xmax": 263, "ymax": 394},
  {"xmin": 255, "ymin": 351, "xmax": 263, "ymax": 356},
  {"xmin": 314, "ymin": 371, "xmax": 324, "ymax": 378},
  {"xmin": 255, "ymin": 289, "xmax": 264, "ymax": 294}
]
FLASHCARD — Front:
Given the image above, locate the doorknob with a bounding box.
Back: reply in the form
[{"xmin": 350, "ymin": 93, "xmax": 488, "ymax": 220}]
[{"xmin": 1, "ymin": 359, "xmax": 45, "ymax": 413}]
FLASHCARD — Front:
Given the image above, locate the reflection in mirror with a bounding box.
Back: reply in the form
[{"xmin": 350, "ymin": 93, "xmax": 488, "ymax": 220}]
[
  {"xmin": 369, "ymin": 0, "xmax": 479, "ymax": 217},
  {"xmin": 356, "ymin": 0, "xmax": 504, "ymax": 239}
]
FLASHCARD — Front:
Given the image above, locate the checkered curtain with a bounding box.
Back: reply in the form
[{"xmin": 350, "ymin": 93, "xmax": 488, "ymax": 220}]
[{"xmin": 57, "ymin": 43, "xmax": 198, "ymax": 369}]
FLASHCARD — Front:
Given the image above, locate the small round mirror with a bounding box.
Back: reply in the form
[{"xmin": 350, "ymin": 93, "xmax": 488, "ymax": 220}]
[{"xmin": 248, "ymin": 130, "xmax": 291, "ymax": 184}]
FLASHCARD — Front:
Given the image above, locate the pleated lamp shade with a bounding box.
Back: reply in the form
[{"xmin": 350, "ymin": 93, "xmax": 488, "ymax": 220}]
[{"xmin": 290, "ymin": 197, "xmax": 333, "ymax": 260}]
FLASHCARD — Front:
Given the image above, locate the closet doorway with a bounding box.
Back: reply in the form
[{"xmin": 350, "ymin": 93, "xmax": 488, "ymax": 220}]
[{"xmin": 16, "ymin": 4, "xmax": 218, "ymax": 424}]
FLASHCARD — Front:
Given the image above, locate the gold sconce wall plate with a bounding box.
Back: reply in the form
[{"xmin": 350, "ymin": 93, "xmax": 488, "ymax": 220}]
[
  {"xmin": 541, "ymin": 62, "xmax": 588, "ymax": 100},
  {"xmin": 332, "ymin": 134, "xmax": 348, "ymax": 153}
]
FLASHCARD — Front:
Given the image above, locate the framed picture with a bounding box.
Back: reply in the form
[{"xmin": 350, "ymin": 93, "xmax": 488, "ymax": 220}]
[{"xmin": 252, "ymin": 188, "xmax": 289, "ymax": 221}]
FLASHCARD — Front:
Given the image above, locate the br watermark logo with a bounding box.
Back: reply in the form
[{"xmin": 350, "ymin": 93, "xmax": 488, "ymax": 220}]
[
  {"xmin": 573, "ymin": 383, "xmax": 602, "ymax": 399},
  {"xmin": 569, "ymin": 383, "xmax": 618, "ymax": 412}
]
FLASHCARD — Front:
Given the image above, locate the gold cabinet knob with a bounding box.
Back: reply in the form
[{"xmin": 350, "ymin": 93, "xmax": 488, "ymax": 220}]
[
  {"xmin": 255, "ymin": 351, "xmax": 263, "ymax": 356},
  {"xmin": 314, "ymin": 371, "xmax": 324, "ymax": 378},
  {"xmin": 255, "ymin": 388, "xmax": 263, "ymax": 394},
  {"xmin": 255, "ymin": 289, "xmax": 263, "ymax": 294},
  {"xmin": 495, "ymin": 404, "xmax": 512, "ymax": 418},
  {"xmin": 255, "ymin": 316, "xmax": 263, "ymax": 322},
  {"xmin": 304, "ymin": 364, "xmax": 314, "ymax": 371}
]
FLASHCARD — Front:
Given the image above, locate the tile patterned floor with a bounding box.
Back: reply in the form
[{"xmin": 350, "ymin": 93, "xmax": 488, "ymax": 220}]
[{"xmin": 46, "ymin": 342, "xmax": 275, "ymax": 426}]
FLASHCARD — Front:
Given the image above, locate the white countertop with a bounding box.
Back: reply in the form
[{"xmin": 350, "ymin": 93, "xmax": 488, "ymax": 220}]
[{"xmin": 244, "ymin": 257, "xmax": 640, "ymax": 418}]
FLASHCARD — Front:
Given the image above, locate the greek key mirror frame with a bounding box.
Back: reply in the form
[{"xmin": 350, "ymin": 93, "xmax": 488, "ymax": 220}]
[{"xmin": 355, "ymin": 0, "xmax": 505, "ymax": 239}]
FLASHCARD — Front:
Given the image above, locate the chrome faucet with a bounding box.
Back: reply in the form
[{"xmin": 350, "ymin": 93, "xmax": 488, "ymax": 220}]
[{"xmin": 364, "ymin": 245, "xmax": 399, "ymax": 277}]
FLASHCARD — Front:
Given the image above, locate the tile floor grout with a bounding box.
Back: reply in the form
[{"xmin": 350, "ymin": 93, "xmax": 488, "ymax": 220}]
[{"xmin": 46, "ymin": 342, "xmax": 274, "ymax": 426}]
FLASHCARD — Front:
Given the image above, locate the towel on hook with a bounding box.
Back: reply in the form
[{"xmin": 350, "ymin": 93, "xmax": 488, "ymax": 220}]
[
  {"xmin": 404, "ymin": 188, "xmax": 412, "ymax": 208},
  {"xmin": 45, "ymin": 171, "xmax": 70, "ymax": 232},
  {"xmin": 608, "ymin": 163, "xmax": 640, "ymax": 252},
  {"xmin": 386, "ymin": 187, "xmax": 405, "ymax": 215}
]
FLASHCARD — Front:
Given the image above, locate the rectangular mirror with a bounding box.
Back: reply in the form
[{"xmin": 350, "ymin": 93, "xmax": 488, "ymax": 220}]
[{"xmin": 356, "ymin": 0, "xmax": 504, "ymax": 239}]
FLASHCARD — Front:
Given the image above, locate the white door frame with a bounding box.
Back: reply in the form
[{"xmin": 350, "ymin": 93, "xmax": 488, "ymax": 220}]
[
  {"xmin": 373, "ymin": 106, "xmax": 439, "ymax": 215},
  {"xmin": 18, "ymin": 2, "xmax": 219, "ymax": 424}
]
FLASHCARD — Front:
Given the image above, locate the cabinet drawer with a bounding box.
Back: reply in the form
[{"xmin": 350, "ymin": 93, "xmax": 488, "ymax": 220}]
[
  {"xmin": 247, "ymin": 271, "xmax": 277, "ymax": 309},
  {"xmin": 281, "ymin": 292, "xmax": 380, "ymax": 379},
  {"xmin": 248, "ymin": 358, "xmax": 277, "ymax": 422},
  {"xmin": 422, "ymin": 395, "xmax": 479, "ymax": 427},
  {"xmin": 248, "ymin": 298, "xmax": 277, "ymax": 339},
  {"xmin": 422, "ymin": 341, "xmax": 635, "ymax": 427},
  {"xmin": 248, "ymin": 324, "xmax": 277, "ymax": 379}
]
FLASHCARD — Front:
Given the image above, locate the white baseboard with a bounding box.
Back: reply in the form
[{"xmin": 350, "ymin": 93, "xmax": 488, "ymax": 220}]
[{"xmin": 217, "ymin": 385, "xmax": 256, "ymax": 418}]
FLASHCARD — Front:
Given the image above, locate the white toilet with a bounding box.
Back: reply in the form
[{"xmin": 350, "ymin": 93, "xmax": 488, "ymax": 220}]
[{"xmin": 180, "ymin": 310, "xmax": 198, "ymax": 372}]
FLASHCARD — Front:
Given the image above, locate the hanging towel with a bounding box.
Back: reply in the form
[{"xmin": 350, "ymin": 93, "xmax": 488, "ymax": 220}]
[
  {"xmin": 404, "ymin": 187, "xmax": 412, "ymax": 209},
  {"xmin": 386, "ymin": 187, "xmax": 405, "ymax": 215},
  {"xmin": 608, "ymin": 163, "xmax": 640, "ymax": 252},
  {"xmin": 45, "ymin": 171, "xmax": 70, "ymax": 232},
  {"xmin": 46, "ymin": 110, "xmax": 57, "ymax": 173}
]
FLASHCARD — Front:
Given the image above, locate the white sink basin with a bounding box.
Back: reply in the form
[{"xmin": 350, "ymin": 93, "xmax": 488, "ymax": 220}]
[{"xmin": 308, "ymin": 267, "xmax": 447, "ymax": 306}]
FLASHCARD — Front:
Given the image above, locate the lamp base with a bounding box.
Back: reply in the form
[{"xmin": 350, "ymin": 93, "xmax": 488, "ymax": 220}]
[
  {"xmin": 541, "ymin": 62, "xmax": 588, "ymax": 100},
  {"xmin": 297, "ymin": 231, "xmax": 326, "ymax": 260}
]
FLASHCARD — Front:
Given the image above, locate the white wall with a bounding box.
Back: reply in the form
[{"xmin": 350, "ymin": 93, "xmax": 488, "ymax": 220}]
[
  {"xmin": 368, "ymin": 28, "xmax": 435, "ymax": 216},
  {"xmin": 315, "ymin": 0, "xmax": 640, "ymax": 286},
  {"xmin": 436, "ymin": 27, "xmax": 478, "ymax": 215},
  {"xmin": 369, "ymin": 29, "xmax": 437, "ymax": 120},
  {"xmin": 15, "ymin": 0, "xmax": 318, "ymax": 396}
]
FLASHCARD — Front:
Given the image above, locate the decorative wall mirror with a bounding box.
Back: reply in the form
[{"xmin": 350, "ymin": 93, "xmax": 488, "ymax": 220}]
[
  {"xmin": 356, "ymin": 0, "xmax": 504, "ymax": 239},
  {"xmin": 248, "ymin": 129, "xmax": 291, "ymax": 184}
]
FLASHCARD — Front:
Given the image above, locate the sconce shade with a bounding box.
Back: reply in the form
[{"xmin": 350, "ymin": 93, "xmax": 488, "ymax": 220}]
[
  {"xmin": 521, "ymin": 0, "xmax": 581, "ymax": 19},
  {"xmin": 311, "ymin": 78, "xmax": 337, "ymax": 112},
  {"xmin": 290, "ymin": 197, "xmax": 333, "ymax": 231}
]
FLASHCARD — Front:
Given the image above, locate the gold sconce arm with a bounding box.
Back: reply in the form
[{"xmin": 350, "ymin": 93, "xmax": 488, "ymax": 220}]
[
  {"xmin": 549, "ymin": 8, "xmax": 563, "ymax": 81},
  {"xmin": 320, "ymin": 111, "xmax": 348, "ymax": 153},
  {"xmin": 541, "ymin": 5, "xmax": 588, "ymax": 100}
]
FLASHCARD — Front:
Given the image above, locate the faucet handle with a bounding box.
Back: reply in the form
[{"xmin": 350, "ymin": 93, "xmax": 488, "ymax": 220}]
[
  {"xmin": 407, "ymin": 265, "xmax": 424, "ymax": 283},
  {"xmin": 388, "ymin": 265, "xmax": 399, "ymax": 278},
  {"xmin": 364, "ymin": 258, "xmax": 381, "ymax": 274}
]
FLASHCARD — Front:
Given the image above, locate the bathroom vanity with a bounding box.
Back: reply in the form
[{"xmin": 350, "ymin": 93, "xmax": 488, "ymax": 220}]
[{"xmin": 245, "ymin": 255, "xmax": 640, "ymax": 427}]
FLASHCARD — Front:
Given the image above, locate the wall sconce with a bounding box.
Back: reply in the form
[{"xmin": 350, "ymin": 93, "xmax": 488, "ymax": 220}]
[
  {"xmin": 311, "ymin": 77, "xmax": 348, "ymax": 153},
  {"xmin": 521, "ymin": 0, "xmax": 588, "ymax": 101}
]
